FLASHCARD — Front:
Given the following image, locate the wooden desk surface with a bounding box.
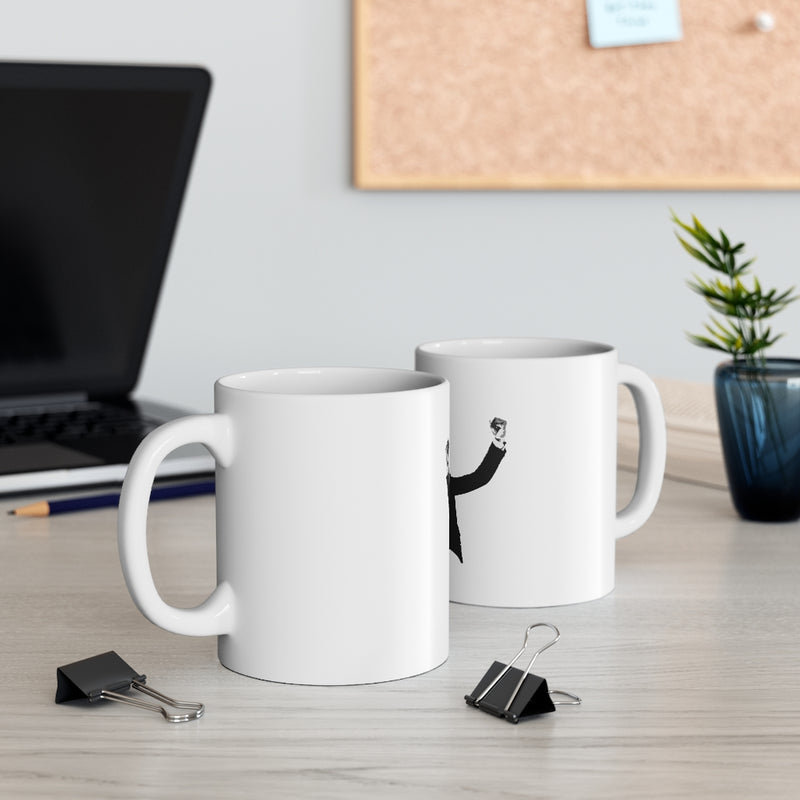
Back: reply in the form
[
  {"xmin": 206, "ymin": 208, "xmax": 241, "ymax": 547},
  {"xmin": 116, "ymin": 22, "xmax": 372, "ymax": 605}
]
[{"xmin": 1, "ymin": 473, "xmax": 799, "ymax": 798}]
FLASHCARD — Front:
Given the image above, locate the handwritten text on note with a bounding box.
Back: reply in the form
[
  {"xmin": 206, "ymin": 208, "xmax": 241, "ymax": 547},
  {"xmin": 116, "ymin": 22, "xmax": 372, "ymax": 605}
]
[{"xmin": 586, "ymin": 0, "xmax": 683, "ymax": 48}]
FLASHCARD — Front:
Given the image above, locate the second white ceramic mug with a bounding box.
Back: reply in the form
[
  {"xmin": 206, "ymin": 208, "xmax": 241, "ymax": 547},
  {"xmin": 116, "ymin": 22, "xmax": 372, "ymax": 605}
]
[
  {"xmin": 118, "ymin": 367, "xmax": 450, "ymax": 685},
  {"xmin": 415, "ymin": 338, "xmax": 667, "ymax": 607}
]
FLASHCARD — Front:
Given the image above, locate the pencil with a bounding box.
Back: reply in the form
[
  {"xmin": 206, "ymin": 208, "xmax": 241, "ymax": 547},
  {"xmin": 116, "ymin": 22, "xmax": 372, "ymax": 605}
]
[{"xmin": 8, "ymin": 479, "xmax": 215, "ymax": 517}]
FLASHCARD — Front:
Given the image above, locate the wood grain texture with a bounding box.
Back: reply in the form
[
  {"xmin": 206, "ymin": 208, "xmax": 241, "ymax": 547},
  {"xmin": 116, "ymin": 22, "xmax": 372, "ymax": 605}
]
[
  {"xmin": 1, "ymin": 474, "xmax": 800, "ymax": 797},
  {"xmin": 354, "ymin": 0, "xmax": 800, "ymax": 189}
]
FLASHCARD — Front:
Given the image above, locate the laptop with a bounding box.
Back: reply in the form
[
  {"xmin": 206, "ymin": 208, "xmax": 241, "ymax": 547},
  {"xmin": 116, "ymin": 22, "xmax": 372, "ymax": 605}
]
[{"xmin": 0, "ymin": 61, "xmax": 214, "ymax": 494}]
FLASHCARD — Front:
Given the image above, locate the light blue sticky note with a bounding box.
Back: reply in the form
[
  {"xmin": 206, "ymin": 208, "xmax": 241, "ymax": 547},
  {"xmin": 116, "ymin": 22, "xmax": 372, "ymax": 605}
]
[{"xmin": 586, "ymin": 0, "xmax": 683, "ymax": 48}]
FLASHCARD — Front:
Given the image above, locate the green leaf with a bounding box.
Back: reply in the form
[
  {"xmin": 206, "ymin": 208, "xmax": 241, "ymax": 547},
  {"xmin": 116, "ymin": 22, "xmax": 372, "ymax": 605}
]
[
  {"xmin": 691, "ymin": 215, "xmax": 721, "ymax": 249},
  {"xmin": 677, "ymin": 236, "xmax": 720, "ymax": 270},
  {"xmin": 736, "ymin": 257, "xmax": 756, "ymax": 273},
  {"xmin": 672, "ymin": 211, "xmax": 721, "ymax": 253},
  {"xmin": 685, "ymin": 333, "xmax": 730, "ymax": 353}
]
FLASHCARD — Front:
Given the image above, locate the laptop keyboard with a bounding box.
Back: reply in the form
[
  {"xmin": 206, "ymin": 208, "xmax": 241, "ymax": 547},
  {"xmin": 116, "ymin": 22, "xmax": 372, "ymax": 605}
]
[{"xmin": 0, "ymin": 404, "xmax": 159, "ymax": 446}]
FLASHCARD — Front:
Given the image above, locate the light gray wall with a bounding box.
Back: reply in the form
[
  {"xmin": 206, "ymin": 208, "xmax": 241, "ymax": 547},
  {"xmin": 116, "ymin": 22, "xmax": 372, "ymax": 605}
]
[{"xmin": 8, "ymin": 1, "xmax": 800, "ymax": 411}]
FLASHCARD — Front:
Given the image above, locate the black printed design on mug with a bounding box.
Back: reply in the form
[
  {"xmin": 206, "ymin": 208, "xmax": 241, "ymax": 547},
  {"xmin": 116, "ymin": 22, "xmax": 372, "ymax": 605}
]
[{"xmin": 446, "ymin": 417, "xmax": 507, "ymax": 563}]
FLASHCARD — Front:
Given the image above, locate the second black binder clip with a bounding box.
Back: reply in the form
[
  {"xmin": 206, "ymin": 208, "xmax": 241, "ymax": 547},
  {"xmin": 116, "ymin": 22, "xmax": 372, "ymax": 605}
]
[
  {"xmin": 465, "ymin": 622, "xmax": 581, "ymax": 724},
  {"xmin": 55, "ymin": 651, "xmax": 204, "ymax": 723}
]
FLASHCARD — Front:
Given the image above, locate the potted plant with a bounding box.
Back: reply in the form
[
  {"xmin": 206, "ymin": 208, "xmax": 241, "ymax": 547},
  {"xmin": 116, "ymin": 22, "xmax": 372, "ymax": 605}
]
[{"xmin": 672, "ymin": 211, "xmax": 800, "ymax": 521}]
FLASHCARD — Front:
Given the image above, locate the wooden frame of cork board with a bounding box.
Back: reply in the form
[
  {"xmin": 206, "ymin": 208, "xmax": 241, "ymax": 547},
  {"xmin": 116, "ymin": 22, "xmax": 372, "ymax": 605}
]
[{"xmin": 353, "ymin": 0, "xmax": 800, "ymax": 190}]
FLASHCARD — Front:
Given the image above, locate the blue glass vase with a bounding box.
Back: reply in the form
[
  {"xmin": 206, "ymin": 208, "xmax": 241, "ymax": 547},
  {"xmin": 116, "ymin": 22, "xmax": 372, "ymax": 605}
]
[{"xmin": 715, "ymin": 359, "xmax": 800, "ymax": 522}]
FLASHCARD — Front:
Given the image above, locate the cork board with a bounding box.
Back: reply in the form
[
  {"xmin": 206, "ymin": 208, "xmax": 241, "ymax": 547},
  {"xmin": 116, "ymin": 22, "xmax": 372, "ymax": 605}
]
[{"xmin": 353, "ymin": 0, "xmax": 800, "ymax": 189}]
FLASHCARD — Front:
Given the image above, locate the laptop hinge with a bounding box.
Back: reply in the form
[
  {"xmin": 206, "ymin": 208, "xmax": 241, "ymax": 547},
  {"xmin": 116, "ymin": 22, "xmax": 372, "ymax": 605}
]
[{"xmin": 0, "ymin": 393, "xmax": 90, "ymax": 412}]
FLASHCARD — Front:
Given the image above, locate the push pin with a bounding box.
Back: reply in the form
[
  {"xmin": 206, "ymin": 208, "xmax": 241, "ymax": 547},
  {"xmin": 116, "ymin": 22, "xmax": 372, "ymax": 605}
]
[
  {"xmin": 465, "ymin": 622, "xmax": 581, "ymax": 723},
  {"xmin": 56, "ymin": 651, "xmax": 204, "ymax": 723},
  {"xmin": 754, "ymin": 11, "xmax": 775, "ymax": 32}
]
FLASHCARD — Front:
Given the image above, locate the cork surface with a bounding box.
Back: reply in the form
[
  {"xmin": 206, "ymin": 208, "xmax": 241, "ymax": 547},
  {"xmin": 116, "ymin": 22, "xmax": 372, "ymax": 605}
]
[{"xmin": 353, "ymin": 0, "xmax": 800, "ymax": 188}]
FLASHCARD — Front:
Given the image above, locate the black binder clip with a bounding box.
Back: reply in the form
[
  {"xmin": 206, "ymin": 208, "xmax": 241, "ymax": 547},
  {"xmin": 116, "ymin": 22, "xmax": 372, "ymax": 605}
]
[
  {"xmin": 465, "ymin": 622, "xmax": 581, "ymax": 724},
  {"xmin": 55, "ymin": 651, "xmax": 204, "ymax": 723}
]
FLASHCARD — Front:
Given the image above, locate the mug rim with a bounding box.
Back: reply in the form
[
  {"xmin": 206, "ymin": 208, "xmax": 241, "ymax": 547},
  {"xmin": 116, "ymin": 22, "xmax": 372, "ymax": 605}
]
[
  {"xmin": 216, "ymin": 366, "xmax": 446, "ymax": 396},
  {"xmin": 416, "ymin": 337, "xmax": 615, "ymax": 360}
]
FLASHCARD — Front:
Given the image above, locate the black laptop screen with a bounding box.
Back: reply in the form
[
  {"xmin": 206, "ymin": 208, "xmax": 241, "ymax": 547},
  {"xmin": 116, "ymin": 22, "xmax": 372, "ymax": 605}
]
[{"xmin": 0, "ymin": 63, "xmax": 210, "ymax": 399}]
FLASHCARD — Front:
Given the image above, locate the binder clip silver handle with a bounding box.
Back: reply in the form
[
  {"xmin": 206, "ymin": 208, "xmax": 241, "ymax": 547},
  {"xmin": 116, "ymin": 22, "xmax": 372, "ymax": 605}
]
[
  {"xmin": 100, "ymin": 680, "xmax": 205, "ymax": 723},
  {"xmin": 550, "ymin": 689, "xmax": 582, "ymax": 705}
]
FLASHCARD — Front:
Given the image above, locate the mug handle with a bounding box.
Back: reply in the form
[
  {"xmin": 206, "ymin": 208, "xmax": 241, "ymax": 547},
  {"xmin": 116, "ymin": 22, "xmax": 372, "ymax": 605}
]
[
  {"xmin": 118, "ymin": 414, "xmax": 236, "ymax": 636},
  {"xmin": 615, "ymin": 364, "xmax": 667, "ymax": 539}
]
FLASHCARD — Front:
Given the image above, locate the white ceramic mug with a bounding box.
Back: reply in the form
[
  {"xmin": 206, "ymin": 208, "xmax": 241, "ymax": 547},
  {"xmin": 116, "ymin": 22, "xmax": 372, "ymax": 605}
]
[
  {"xmin": 415, "ymin": 338, "xmax": 666, "ymax": 607},
  {"xmin": 118, "ymin": 367, "xmax": 450, "ymax": 685}
]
